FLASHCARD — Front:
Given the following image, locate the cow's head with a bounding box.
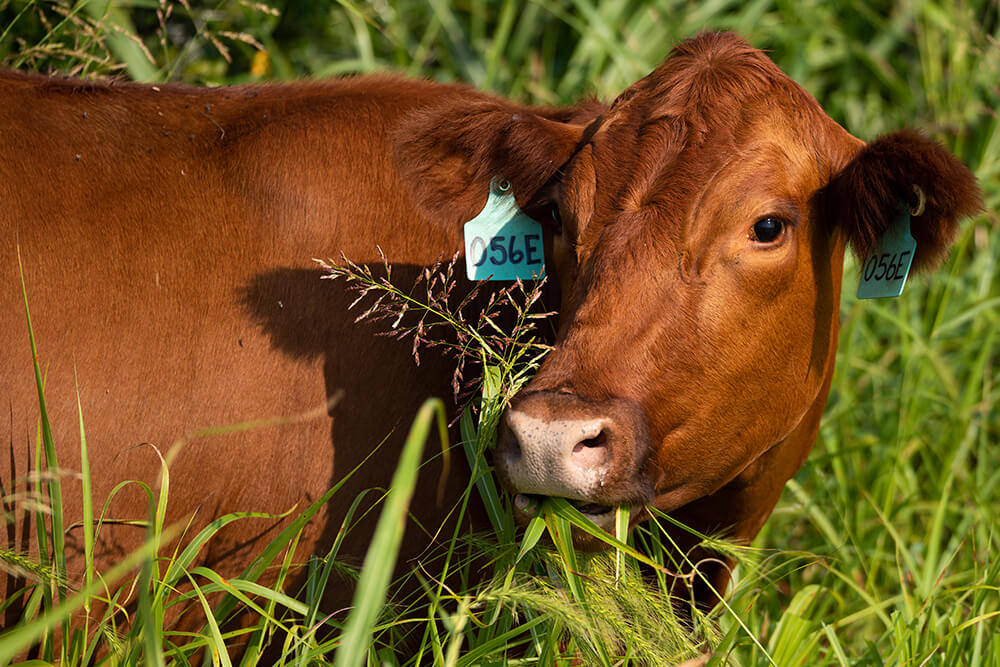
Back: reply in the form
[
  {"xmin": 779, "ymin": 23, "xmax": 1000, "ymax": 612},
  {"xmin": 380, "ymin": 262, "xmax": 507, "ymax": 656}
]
[{"xmin": 397, "ymin": 33, "xmax": 981, "ymax": 549}]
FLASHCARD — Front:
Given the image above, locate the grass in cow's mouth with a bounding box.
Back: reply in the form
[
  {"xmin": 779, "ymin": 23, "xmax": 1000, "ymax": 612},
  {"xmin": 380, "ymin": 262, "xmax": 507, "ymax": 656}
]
[
  {"xmin": 516, "ymin": 493, "xmax": 614, "ymax": 517},
  {"xmin": 568, "ymin": 501, "xmax": 614, "ymax": 516}
]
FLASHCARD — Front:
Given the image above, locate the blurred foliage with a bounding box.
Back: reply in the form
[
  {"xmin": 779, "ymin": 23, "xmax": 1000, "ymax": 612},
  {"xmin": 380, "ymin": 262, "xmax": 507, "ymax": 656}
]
[{"xmin": 2, "ymin": 1, "xmax": 997, "ymax": 166}]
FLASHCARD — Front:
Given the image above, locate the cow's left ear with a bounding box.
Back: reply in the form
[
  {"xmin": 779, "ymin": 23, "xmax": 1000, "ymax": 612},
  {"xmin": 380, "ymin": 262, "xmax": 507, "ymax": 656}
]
[
  {"xmin": 394, "ymin": 100, "xmax": 589, "ymax": 225},
  {"xmin": 820, "ymin": 129, "xmax": 982, "ymax": 272}
]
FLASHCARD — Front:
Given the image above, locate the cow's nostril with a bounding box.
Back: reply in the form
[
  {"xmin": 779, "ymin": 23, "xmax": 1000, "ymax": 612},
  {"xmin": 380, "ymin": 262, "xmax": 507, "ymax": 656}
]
[
  {"xmin": 570, "ymin": 426, "xmax": 610, "ymax": 471},
  {"xmin": 573, "ymin": 429, "xmax": 608, "ymax": 453},
  {"xmin": 498, "ymin": 420, "xmax": 523, "ymax": 464}
]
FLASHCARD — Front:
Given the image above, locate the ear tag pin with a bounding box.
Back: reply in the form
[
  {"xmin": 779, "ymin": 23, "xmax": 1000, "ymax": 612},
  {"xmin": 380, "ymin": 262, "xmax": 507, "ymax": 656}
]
[
  {"xmin": 857, "ymin": 189, "xmax": 923, "ymax": 299},
  {"xmin": 463, "ymin": 179, "xmax": 545, "ymax": 281}
]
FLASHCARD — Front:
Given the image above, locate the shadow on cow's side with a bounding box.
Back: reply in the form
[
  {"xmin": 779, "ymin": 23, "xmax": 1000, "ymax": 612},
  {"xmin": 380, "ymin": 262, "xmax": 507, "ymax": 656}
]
[
  {"xmin": 237, "ymin": 262, "xmax": 490, "ymax": 615},
  {"xmin": 0, "ymin": 262, "xmax": 487, "ymax": 656}
]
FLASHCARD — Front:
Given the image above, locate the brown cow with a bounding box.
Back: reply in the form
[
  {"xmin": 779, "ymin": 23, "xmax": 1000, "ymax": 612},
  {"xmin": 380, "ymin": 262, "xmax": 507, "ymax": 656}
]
[{"xmin": 1, "ymin": 31, "xmax": 980, "ymax": 642}]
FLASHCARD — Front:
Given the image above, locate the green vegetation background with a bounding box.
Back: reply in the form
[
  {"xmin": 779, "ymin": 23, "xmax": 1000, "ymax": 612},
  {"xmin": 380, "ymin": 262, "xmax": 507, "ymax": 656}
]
[{"xmin": 2, "ymin": 1, "xmax": 998, "ymax": 664}]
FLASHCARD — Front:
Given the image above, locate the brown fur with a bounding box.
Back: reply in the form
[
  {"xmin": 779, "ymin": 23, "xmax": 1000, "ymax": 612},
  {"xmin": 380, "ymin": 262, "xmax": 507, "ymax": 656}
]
[
  {"xmin": 394, "ymin": 100, "xmax": 603, "ymax": 226},
  {"xmin": 0, "ymin": 32, "xmax": 981, "ymax": 649},
  {"xmin": 818, "ymin": 128, "xmax": 983, "ymax": 271}
]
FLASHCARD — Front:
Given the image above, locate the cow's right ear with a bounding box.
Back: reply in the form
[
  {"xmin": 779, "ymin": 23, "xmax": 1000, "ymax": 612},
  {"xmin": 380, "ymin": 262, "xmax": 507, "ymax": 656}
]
[
  {"xmin": 394, "ymin": 101, "xmax": 587, "ymax": 225},
  {"xmin": 820, "ymin": 129, "xmax": 982, "ymax": 272}
]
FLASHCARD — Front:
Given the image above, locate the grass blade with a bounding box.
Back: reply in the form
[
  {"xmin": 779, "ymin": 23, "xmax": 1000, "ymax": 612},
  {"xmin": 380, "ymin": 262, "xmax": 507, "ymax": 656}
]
[{"xmin": 333, "ymin": 398, "xmax": 448, "ymax": 667}]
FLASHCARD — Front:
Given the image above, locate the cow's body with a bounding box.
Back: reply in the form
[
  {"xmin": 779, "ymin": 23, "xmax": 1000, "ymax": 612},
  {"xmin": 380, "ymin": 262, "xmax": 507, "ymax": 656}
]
[
  {"xmin": 1, "ymin": 32, "xmax": 980, "ymax": 644},
  {"xmin": 0, "ymin": 72, "xmax": 589, "ymax": 624}
]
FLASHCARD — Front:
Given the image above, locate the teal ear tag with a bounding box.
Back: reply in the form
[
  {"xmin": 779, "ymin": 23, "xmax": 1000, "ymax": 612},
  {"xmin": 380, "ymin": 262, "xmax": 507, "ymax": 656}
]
[
  {"xmin": 464, "ymin": 180, "xmax": 545, "ymax": 281},
  {"xmin": 856, "ymin": 204, "xmax": 917, "ymax": 299}
]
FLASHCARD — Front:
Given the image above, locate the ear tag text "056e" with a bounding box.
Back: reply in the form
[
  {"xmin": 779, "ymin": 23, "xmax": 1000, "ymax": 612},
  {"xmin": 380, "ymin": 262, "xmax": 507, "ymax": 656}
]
[
  {"xmin": 857, "ymin": 203, "xmax": 917, "ymax": 299},
  {"xmin": 464, "ymin": 180, "xmax": 545, "ymax": 281}
]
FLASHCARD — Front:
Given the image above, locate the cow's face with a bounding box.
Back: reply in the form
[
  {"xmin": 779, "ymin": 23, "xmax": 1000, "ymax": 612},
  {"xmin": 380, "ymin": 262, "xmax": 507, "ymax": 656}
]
[
  {"xmin": 397, "ymin": 33, "xmax": 980, "ymax": 542},
  {"xmin": 501, "ymin": 64, "xmax": 855, "ymax": 531}
]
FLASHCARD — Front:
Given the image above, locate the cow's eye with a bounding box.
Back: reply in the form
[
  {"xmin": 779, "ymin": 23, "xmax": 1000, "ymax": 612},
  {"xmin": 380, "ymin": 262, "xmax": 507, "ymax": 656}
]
[
  {"xmin": 750, "ymin": 217, "xmax": 785, "ymax": 244},
  {"xmin": 550, "ymin": 206, "xmax": 563, "ymax": 234}
]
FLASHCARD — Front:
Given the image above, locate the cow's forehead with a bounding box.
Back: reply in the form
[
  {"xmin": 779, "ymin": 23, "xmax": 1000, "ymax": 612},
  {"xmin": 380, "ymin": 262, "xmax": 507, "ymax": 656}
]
[
  {"xmin": 577, "ymin": 36, "xmax": 856, "ymax": 248},
  {"xmin": 606, "ymin": 33, "xmax": 827, "ymax": 132},
  {"xmin": 596, "ymin": 34, "xmax": 851, "ymax": 172},
  {"xmin": 563, "ymin": 37, "xmax": 863, "ymax": 300}
]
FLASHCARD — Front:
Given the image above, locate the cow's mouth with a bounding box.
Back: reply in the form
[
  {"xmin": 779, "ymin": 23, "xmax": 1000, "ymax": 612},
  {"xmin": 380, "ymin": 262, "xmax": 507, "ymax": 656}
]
[
  {"xmin": 513, "ymin": 493, "xmax": 615, "ymax": 518},
  {"xmin": 569, "ymin": 500, "xmax": 615, "ymax": 516}
]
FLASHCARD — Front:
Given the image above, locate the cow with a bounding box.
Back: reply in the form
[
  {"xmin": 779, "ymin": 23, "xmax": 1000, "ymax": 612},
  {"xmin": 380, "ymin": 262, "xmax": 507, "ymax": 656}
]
[{"xmin": 1, "ymin": 30, "xmax": 980, "ymax": 648}]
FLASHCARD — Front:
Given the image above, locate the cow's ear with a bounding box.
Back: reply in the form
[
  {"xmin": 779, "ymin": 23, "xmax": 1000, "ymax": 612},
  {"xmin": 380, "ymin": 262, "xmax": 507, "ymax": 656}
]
[
  {"xmin": 394, "ymin": 100, "xmax": 587, "ymax": 224},
  {"xmin": 820, "ymin": 129, "xmax": 982, "ymax": 272},
  {"xmin": 557, "ymin": 144, "xmax": 597, "ymax": 245}
]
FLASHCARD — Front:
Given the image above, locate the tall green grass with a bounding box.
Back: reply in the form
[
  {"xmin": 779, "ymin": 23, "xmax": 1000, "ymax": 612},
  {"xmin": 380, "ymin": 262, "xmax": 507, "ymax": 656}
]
[
  {"xmin": 3, "ymin": 258, "xmax": 712, "ymax": 665},
  {"xmin": 2, "ymin": 1, "xmax": 998, "ymax": 664}
]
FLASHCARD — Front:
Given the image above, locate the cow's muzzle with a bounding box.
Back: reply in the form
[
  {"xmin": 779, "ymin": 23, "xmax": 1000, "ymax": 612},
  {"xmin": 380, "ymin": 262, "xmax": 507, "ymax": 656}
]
[{"xmin": 495, "ymin": 391, "xmax": 655, "ymax": 533}]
